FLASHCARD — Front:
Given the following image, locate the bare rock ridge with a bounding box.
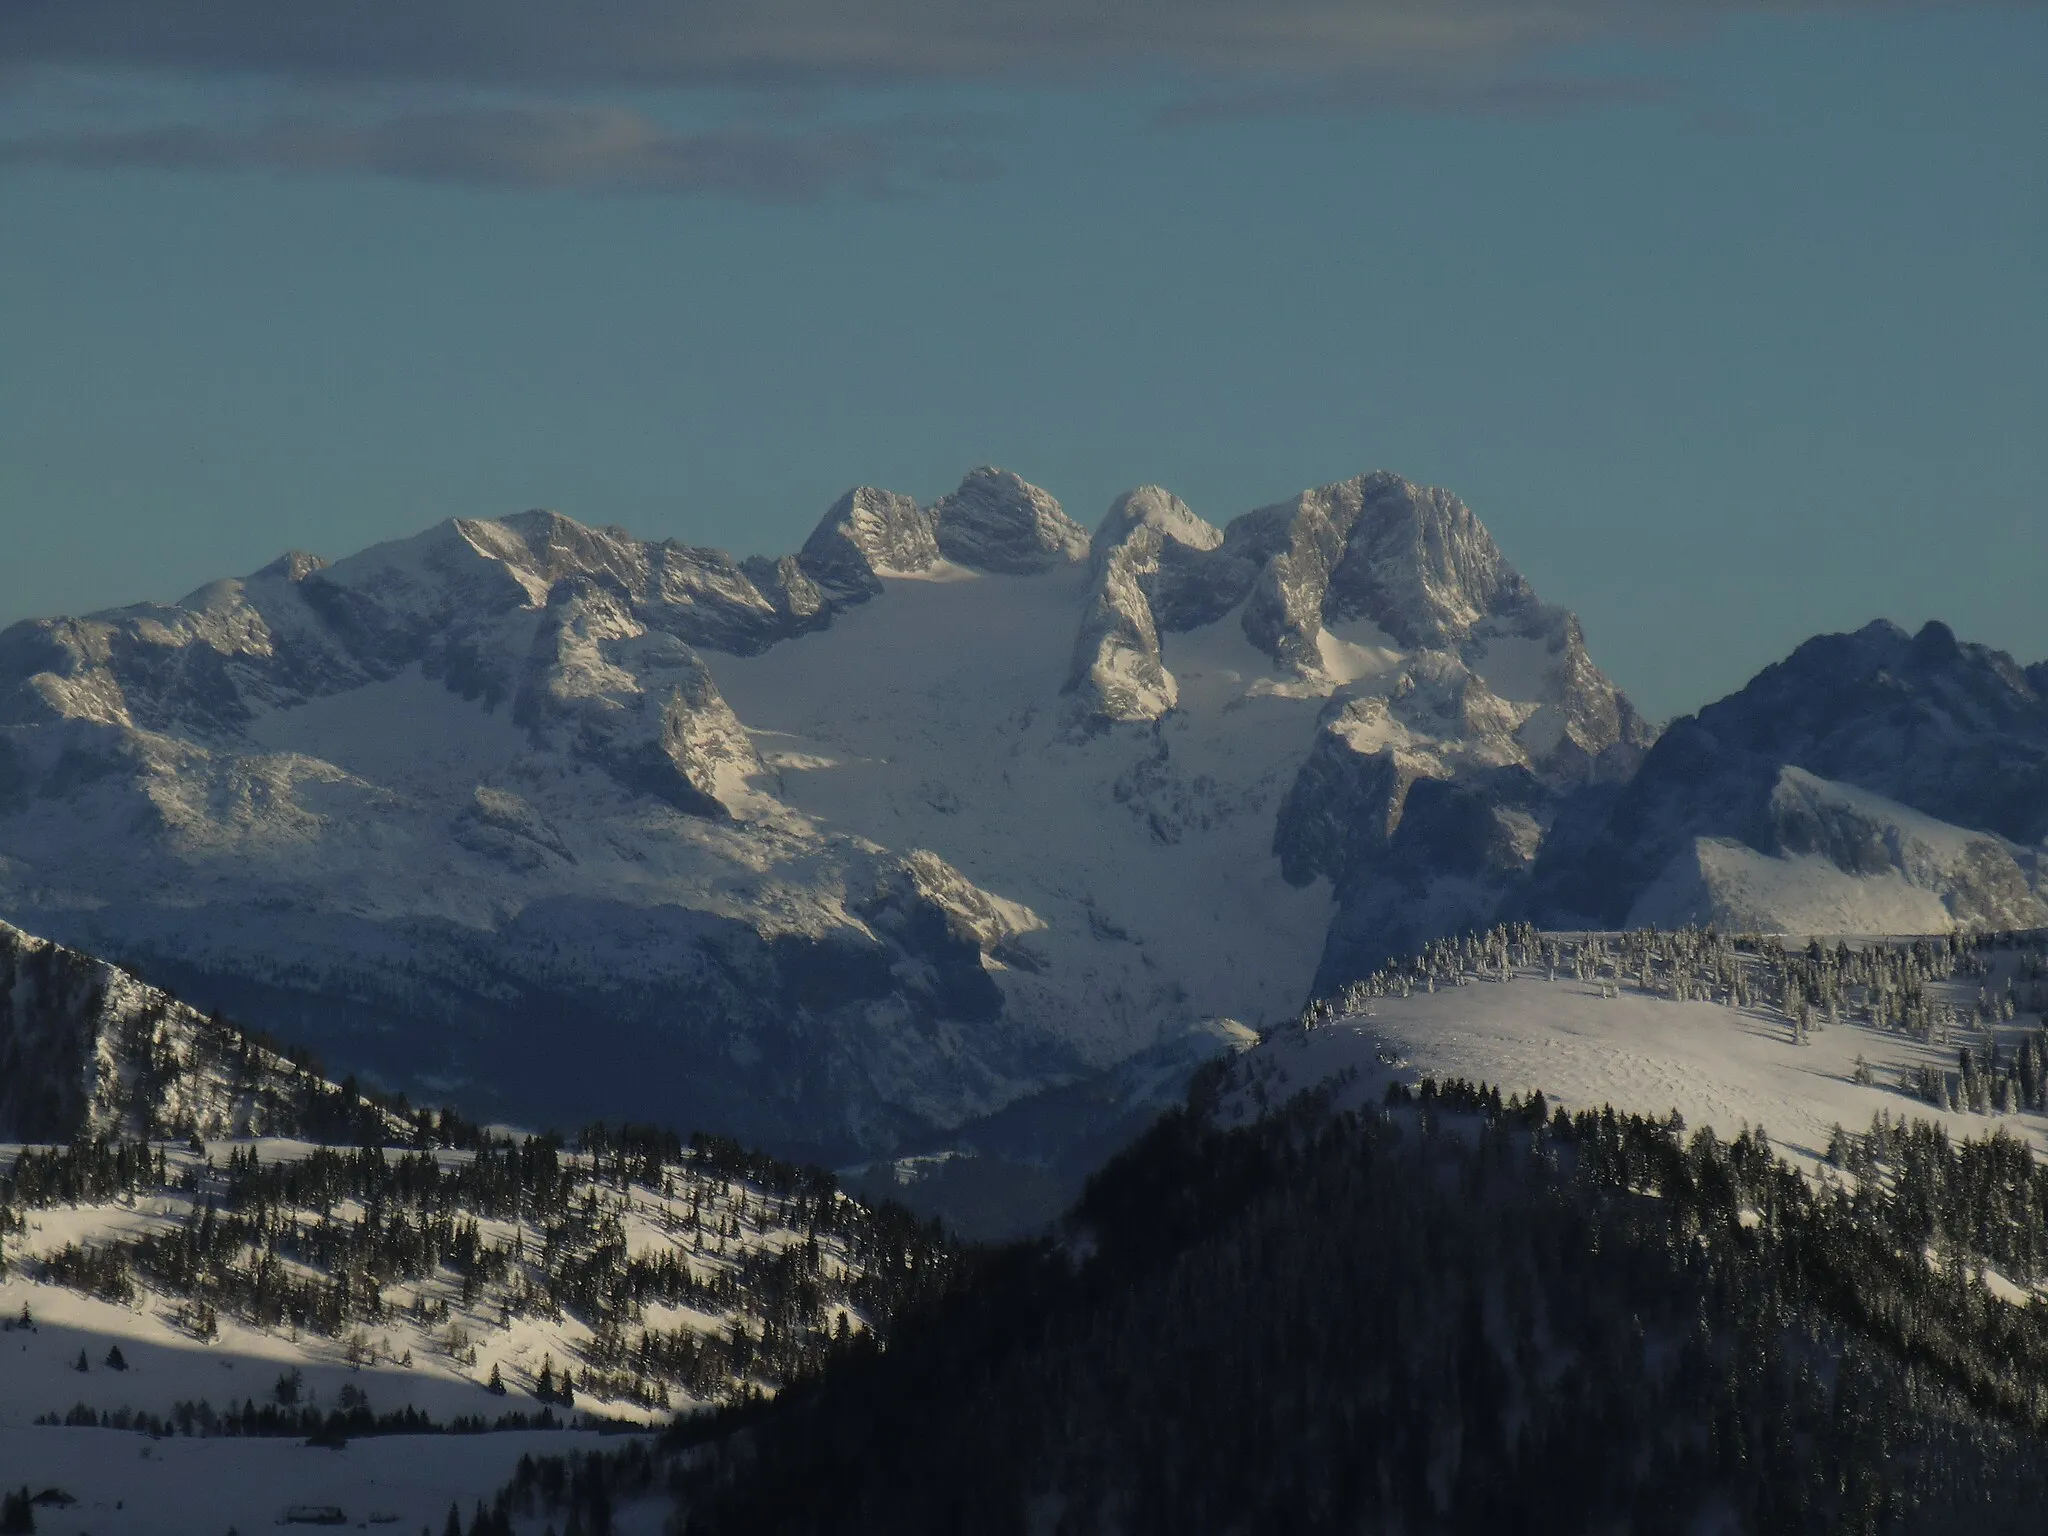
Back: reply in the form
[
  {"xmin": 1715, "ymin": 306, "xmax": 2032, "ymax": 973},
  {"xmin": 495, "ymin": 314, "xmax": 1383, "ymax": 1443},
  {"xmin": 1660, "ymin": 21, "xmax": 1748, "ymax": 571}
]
[
  {"xmin": 1055, "ymin": 471, "xmax": 1654, "ymax": 984},
  {"xmin": 798, "ymin": 486, "xmax": 940, "ymax": 599},
  {"xmin": 800, "ymin": 468, "xmax": 1090, "ymax": 598}
]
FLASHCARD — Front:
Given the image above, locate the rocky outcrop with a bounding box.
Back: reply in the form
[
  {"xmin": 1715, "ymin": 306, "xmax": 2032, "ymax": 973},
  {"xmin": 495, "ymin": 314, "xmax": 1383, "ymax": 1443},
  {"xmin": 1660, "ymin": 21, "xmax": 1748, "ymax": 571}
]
[
  {"xmin": 797, "ymin": 487, "xmax": 941, "ymax": 600},
  {"xmin": 930, "ymin": 468, "xmax": 1091, "ymax": 575},
  {"xmin": 1065, "ymin": 487, "xmax": 1223, "ymax": 724},
  {"xmin": 1208, "ymin": 476, "xmax": 1654, "ymax": 984},
  {"xmin": 452, "ymin": 785, "xmax": 575, "ymax": 871},
  {"xmin": 514, "ymin": 577, "xmax": 761, "ymax": 818}
]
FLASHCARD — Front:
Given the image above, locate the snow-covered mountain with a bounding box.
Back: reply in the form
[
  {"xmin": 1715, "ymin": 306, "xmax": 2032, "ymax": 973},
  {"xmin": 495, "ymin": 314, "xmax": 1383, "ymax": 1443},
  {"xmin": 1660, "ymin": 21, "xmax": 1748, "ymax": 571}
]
[
  {"xmin": 0, "ymin": 468, "xmax": 1647, "ymax": 1158},
  {"xmin": 1524, "ymin": 619, "xmax": 2048, "ymax": 939}
]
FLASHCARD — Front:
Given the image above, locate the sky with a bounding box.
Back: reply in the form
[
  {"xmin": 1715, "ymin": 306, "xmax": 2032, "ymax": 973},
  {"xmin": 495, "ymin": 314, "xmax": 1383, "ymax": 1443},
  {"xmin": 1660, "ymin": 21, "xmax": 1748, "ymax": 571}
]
[{"xmin": 0, "ymin": 2, "xmax": 2042, "ymax": 723}]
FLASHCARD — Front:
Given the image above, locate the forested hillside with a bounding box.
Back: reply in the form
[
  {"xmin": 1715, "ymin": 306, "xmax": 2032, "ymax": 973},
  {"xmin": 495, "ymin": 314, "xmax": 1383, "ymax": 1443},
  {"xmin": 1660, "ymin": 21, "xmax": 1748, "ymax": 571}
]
[
  {"xmin": 1, "ymin": 1122, "xmax": 951, "ymax": 1423},
  {"xmin": 663, "ymin": 1078, "xmax": 2048, "ymax": 1534}
]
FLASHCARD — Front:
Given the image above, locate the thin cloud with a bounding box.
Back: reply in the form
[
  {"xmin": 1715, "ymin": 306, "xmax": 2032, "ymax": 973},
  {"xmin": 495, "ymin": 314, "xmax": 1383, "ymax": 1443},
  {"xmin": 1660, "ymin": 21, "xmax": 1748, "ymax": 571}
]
[
  {"xmin": 0, "ymin": 0, "xmax": 1975, "ymax": 196},
  {"xmin": 0, "ymin": 1, "xmax": 1925, "ymax": 89},
  {"xmin": 1158, "ymin": 68, "xmax": 1677, "ymax": 125},
  {"xmin": 0, "ymin": 102, "xmax": 989, "ymax": 199}
]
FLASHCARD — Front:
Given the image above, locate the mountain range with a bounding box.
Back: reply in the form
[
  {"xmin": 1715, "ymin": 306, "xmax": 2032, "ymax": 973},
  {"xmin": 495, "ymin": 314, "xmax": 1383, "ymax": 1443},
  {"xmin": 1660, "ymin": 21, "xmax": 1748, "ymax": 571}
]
[{"xmin": 1, "ymin": 466, "xmax": 2041, "ymax": 1162}]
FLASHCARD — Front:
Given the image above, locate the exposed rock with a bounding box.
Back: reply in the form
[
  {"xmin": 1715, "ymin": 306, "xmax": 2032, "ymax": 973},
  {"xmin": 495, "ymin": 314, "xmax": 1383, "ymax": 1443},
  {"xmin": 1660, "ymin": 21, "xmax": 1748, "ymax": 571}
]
[
  {"xmin": 798, "ymin": 487, "xmax": 940, "ymax": 599},
  {"xmin": 1219, "ymin": 473, "xmax": 1529, "ymax": 670},
  {"xmin": 1272, "ymin": 726, "xmax": 1424, "ymax": 889},
  {"xmin": 1213, "ymin": 475, "xmax": 1651, "ymax": 982},
  {"xmin": 1323, "ymin": 474, "xmax": 1536, "ymax": 647},
  {"xmin": 1065, "ymin": 488, "xmax": 1223, "ymax": 724},
  {"xmin": 514, "ymin": 578, "xmax": 760, "ymax": 818},
  {"xmin": 740, "ymin": 553, "xmax": 830, "ymax": 632},
  {"xmin": 1088, "ymin": 484, "xmax": 1225, "ymax": 572},
  {"xmin": 930, "ymin": 468, "xmax": 1091, "ymax": 574},
  {"xmin": 452, "ymin": 784, "xmax": 576, "ymax": 871}
]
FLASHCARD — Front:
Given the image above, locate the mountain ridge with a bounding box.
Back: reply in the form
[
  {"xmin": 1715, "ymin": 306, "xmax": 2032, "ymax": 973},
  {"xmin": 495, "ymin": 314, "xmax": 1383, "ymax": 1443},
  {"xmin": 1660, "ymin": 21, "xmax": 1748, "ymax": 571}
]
[
  {"xmin": 1521, "ymin": 617, "xmax": 2048, "ymax": 942},
  {"xmin": 14, "ymin": 467, "xmax": 2030, "ymax": 1162}
]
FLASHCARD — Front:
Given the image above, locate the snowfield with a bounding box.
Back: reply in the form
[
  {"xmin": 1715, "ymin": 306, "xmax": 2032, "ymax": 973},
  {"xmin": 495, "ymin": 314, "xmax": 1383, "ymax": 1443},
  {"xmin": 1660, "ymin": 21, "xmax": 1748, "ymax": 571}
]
[
  {"xmin": 0, "ymin": 1260, "xmax": 652, "ymax": 1536},
  {"xmin": 0, "ymin": 470, "xmax": 1662, "ymax": 1155},
  {"xmin": 0, "ymin": 1422, "xmax": 660, "ymax": 1536},
  {"xmin": 709, "ymin": 562, "xmax": 1343, "ymax": 1064},
  {"xmin": 1228, "ymin": 935, "xmax": 2048, "ymax": 1184}
]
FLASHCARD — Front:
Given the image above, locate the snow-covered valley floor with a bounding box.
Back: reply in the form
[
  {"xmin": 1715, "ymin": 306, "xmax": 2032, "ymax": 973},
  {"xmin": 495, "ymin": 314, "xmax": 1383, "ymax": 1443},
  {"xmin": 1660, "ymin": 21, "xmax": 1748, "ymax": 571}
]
[
  {"xmin": 0, "ymin": 1216, "xmax": 663, "ymax": 1536},
  {"xmin": 0, "ymin": 1131, "xmax": 932, "ymax": 1532},
  {"xmin": 0, "ymin": 1422, "xmax": 659, "ymax": 1536}
]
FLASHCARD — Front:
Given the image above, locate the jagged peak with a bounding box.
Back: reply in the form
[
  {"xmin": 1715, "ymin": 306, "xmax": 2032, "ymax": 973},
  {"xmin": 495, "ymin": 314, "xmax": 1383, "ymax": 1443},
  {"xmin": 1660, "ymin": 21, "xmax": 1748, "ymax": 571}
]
[
  {"xmin": 472, "ymin": 508, "xmax": 653, "ymax": 596},
  {"xmin": 1094, "ymin": 486, "xmax": 1222, "ymax": 557},
  {"xmin": 799, "ymin": 485, "xmax": 939, "ymax": 598},
  {"xmin": 1758, "ymin": 618, "xmax": 2041, "ymax": 703},
  {"xmin": 252, "ymin": 550, "xmax": 327, "ymax": 583},
  {"xmin": 1324, "ymin": 473, "xmax": 1530, "ymax": 646},
  {"xmin": 930, "ymin": 467, "xmax": 1090, "ymax": 574}
]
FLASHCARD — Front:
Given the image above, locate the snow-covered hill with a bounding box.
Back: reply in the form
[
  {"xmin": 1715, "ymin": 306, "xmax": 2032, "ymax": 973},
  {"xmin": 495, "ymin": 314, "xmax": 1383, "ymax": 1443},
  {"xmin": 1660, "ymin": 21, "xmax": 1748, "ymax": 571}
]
[
  {"xmin": 1231, "ymin": 924, "xmax": 2048, "ymax": 1186},
  {"xmin": 0, "ymin": 468, "xmax": 1647, "ymax": 1158},
  {"xmin": 0, "ymin": 921, "xmax": 942, "ymax": 1533}
]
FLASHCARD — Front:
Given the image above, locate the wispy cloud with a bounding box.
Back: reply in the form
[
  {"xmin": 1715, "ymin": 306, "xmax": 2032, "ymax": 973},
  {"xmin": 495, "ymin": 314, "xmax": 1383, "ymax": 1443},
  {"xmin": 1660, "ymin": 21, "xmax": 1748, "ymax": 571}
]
[
  {"xmin": 1157, "ymin": 68, "xmax": 1677, "ymax": 126},
  {"xmin": 0, "ymin": 1, "xmax": 1930, "ymax": 90},
  {"xmin": 0, "ymin": 0, "xmax": 1975, "ymax": 195},
  {"xmin": 0, "ymin": 102, "xmax": 989, "ymax": 199}
]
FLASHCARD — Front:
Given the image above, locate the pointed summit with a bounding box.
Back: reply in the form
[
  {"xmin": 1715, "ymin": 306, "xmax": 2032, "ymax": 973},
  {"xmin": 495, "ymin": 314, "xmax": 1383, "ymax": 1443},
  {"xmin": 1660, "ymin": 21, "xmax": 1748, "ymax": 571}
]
[
  {"xmin": 1240, "ymin": 472, "xmax": 1533, "ymax": 667},
  {"xmin": 253, "ymin": 550, "xmax": 327, "ymax": 583},
  {"xmin": 799, "ymin": 486, "xmax": 939, "ymax": 599},
  {"xmin": 1092, "ymin": 486, "xmax": 1222, "ymax": 567},
  {"xmin": 930, "ymin": 468, "xmax": 1090, "ymax": 574}
]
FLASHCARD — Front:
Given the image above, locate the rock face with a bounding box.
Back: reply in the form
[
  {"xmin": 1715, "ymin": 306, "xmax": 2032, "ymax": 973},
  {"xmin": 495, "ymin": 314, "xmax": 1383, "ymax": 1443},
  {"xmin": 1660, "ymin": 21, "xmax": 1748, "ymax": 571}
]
[
  {"xmin": 1065, "ymin": 487, "xmax": 1223, "ymax": 724},
  {"xmin": 1205, "ymin": 474, "xmax": 1652, "ymax": 983},
  {"xmin": 797, "ymin": 487, "xmax": 941, "ymax": 600},
  {"xmin": 0, "ymin": 464, "xmax": 1655, "ymax": 1159},
  {"xmin": 1526, "ymin": 621, "xmax": 2048, "ymax": 936},
  {"xmin": 930, "ymin": 468, "xmax": 1091, "ymax": 575}
]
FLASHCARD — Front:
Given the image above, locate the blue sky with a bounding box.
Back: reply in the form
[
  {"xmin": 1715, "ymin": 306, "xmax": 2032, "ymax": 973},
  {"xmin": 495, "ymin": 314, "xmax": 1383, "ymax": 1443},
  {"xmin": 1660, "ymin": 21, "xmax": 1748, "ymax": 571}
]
[{"xmin": 1, "ymin": 4, "xmax": 2042, "ymax": 721}]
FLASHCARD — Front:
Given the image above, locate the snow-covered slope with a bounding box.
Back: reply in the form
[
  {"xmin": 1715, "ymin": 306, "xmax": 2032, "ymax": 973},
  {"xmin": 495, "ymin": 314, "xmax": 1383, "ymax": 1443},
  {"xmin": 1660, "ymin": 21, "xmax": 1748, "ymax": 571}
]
[
  {"xmin": 0, "ymin": 921, "xmax": 943, "ymax": 1533},
  {"xmin": 0, "ymin": 1424, "xmax": 642, "ymax": 1536},
  {"xmin": 0, "ymin": 918, "xmax": 403, "ymax": 1145},
  {"xmin": 0, "ymin": 922, "xmax": 945, "ymax": 1412},
  {"xmin": 1234, "ymin": 925, "xmax": 2048, "ymax": 1179},
  {"xmin": 0, "ymin": 467, "xmax": 1646, "ymax": 1158}
]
